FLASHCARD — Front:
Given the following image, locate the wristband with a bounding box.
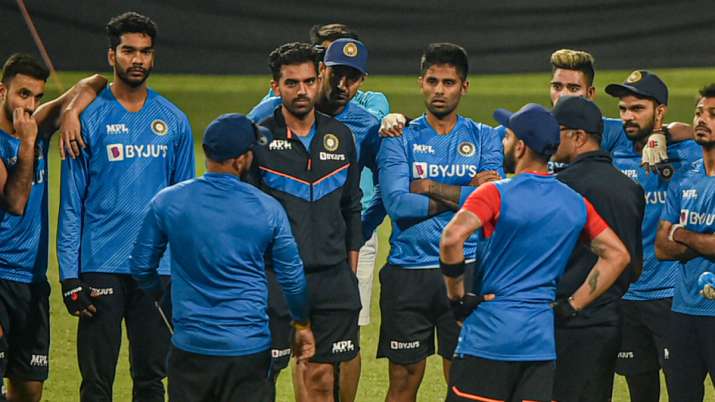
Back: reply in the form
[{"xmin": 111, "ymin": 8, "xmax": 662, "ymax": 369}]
[
  {"xmin": 291, "ymin": 320, "xmax": 311, "ymax": 331},
  {"xmin": 440, "ymin": 259, "xmax": 465, "ymax": 278},
  {"xmin": 668, "ymin": 223, "xmax": 684, "ymax": 242}
]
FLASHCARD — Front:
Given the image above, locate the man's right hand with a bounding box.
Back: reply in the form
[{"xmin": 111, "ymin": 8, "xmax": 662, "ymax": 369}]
[
  {"xmin": 292, "ymin": 323, "xmax": 316, "ymax": 363},
  {"xmin": 61, "ymin": 279, "xmax": 96, "ymax": 318},
  {"xmin": 379, "ymin": 113, "xmax": 407, "ymax": 137},
  {"xmin": 13, "ymin": 108, "xmax": 38, "ymax": 145},
  {"xmin": 469, "ymin": 170, "xmax": 501, "ymax": 187},
  {"xmin": 59, "ymin": 110, "xmax": 85, "ymax": 160}
]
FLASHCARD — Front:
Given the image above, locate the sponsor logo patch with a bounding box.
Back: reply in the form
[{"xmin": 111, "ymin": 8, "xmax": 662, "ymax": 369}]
[
  {"xmin": 151, "ymin": 119, "xmax": 169, "ymax": 136},
  {"xmin": 412, "ymin": 162, "xmax": 478, "ymax": 179},
  {"xmin": 390, "ymin": 340, "xmax": 420, "ymax": 350},
  {"xmin": 618, "ymin": 351, "xmax": 634, "ymax": 359},
  {"xmin": 106, "ymin": 124, "xmax": 129, "ymax": 134},
  {"xmin": 106, "ymin": 144, "xmax": 168, "ymax": 162},
  {"xmin": 89, "ymin": 287, "xmax": 114, "ymax": 297},
  {"xmin": 331, "ymin": 340, "xmax": 355, "ymax": 354},
  {"xmin": 269, "ymin": 140, "xmax": 292, "ymax": 151},
  {"xmin": 319, "ymin": 152, "xmax": 345, "ymax": 161},
  {"xmin": 682, "ymin": 189, "xmax": 698, "ymax": 199},
  {"xmin": 30, "ymin": 354, "xmax": 47, "ymax": 367},
  {"xmin": 680, "ymin": 209, "xmax": 715, "ymax": 226},
  {"xmin": 272, "ymin": 348, "xmax": 291, "ymax": 358},
  {"xmin": 644, "ymin": 191, "xmax": 666, "ymax": 205},
  {"xmin": 413, "ymin": 144, "xmax": 435, "ymax": 154}
]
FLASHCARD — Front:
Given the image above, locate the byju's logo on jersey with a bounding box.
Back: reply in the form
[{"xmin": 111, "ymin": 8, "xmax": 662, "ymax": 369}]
[
  {"xmin": 106, "ymin": 124, "xmax": 129, "ymax": 134},
  {"xmin": 644, "ymin": 191, "xmax": 666, "ymax": 205},
  {"xmin": 151, "ymin": 120, "xmax": 169, "ymax": 136},
  {"xmin": 682, "ymin": 189, "xmax": 698, "ymax": 199},
  {"xmin": 106, "ymin": 144, "xmax": 168, "ymax": 162},
  {"xmin": 458, "ymin": 141, "xmax": 475, "ymax": 157},
  {"xmin": 412, "ymin": 162, "xmax": 478, "ymax": 179},
  {"xmin": 680, "ymin": 209, "xmax": 715, "ymax": 226}
]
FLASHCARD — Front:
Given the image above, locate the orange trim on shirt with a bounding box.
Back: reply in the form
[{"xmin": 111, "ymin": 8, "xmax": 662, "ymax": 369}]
[
  {"xmin": 258, "ymin": 166, "xmax": 311, "ymax": 185},
  {"xmin": 451, "ymin": 386, "xmax": 504, "ymax": 402},
  {"xmin": 313, "ymin": 163, "xmax": 350, "ymax": 185}
]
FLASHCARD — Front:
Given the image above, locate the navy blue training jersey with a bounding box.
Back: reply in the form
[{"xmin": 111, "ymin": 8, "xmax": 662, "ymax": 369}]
[
  {"xmin": 57, "ymin": 87, "xmax": 195, "ymax": 280},
  {"xmin": 0, "ymin": 130, "xmax": 48, "ymax": 283}
]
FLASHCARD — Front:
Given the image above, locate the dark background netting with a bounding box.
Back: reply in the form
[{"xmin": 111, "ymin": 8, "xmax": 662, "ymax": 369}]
[{"xmin": 1, "ymin": 0, "xmax": 714, "ymax": 75}]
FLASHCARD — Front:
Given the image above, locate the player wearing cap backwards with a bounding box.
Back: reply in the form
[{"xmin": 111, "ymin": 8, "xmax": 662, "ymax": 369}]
[
  {"xmin": 0, "ymin": 53, "xmax": 107, "ymax": 402},
  {"xmin": 130, "ymin": 114, "xmax": 315, "ymax": 402},
  {"xmin": 655, "ymin": 84, "xmax": 715, "ymax": 402},
  {"xmin": 246, "ymin": 42, "xmax": 363, "ymax": 402},
  {"xmin": 249, "ymin": 38, "xmax": 381, "ymax": 402},
  {"xmin": 259, "ymin": 23, "xmax": 390, "ymax": 120},
  {"xmin": 550, "ymin": 96, "xmax": 645, "ymax": 402},
  {"xmin": 605, "ymin": 71, "xmax": 701, "ymax": 402},
  {"xmin": 376, "ymin": 43, "xmax": 502, "ymax": 402},
  {"xmin": 440, "ymin": 103, "xmax": 630, "ymax": 402},
  {"xmin": 57, "ymin": 12, "xmax": 196, "ymax": 402}
]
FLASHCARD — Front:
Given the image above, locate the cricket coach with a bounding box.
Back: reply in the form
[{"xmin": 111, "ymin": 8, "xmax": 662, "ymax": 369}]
[{"xmin": 130, "ymin": 114, "xmax": 315, "ymax": 402}]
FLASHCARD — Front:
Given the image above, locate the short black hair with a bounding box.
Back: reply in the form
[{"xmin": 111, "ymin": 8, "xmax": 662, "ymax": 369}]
[
  {"xmin": 420, "ymin": 43, "xmax": 469, "ymax": 81},
  {"xmin": 106, "ymin": 12, "xmax": 158, "ymax": 50},
  {"xmin": 1, "ymin": 53, "xmax": 49, "ymax": 85},
  {"xmin": 308, "ymin": 24, "xmax": 359, "ymax": 46},
  {"xmin": 699, "ymin": 83, "xmax": 715, "ymax": 100},
  {"xmin": 268, "ymin": 42, "xmax": 320, "ymax": 81}
]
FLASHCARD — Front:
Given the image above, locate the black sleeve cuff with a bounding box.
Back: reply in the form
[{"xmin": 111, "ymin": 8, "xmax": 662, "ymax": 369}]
[{"xmin": 440, "ymin": 259, "xmax": 465, "ymax": 278}]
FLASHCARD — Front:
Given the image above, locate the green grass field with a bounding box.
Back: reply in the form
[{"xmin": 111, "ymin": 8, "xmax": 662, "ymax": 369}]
[{"xmin": 34, "ymin": 69, "xmax": 715, "ymax": 401}]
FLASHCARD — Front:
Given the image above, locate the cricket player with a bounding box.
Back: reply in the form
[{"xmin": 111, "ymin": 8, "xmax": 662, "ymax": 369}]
[
  {"xmin": 57, "ymin": 12, "xmax": 195, "ymax": 402},
  {"xmin": 0, "ymin": 53, "xmax": 106, "ymax": 402},
  {"xmin": 606, "ymin": 71, "xmax": 701, "ymax": 402},
  {"xmin": 260, "ymin": 23, "xmax": 390, "ymax": 120},
  {"xmin": 654, "ymin": 84, "xmax": 715, "ymax": 402},
  {"xmin": 551, "ymin": 95, "xmax": 646, "ymax": 402},
  {"xmin": 376, "ymin": 43, "xmax": 502, "ymax": 402},
  {"xmin": 130, "ymin": 113, "xmax": 315, "ymax": 402},
  {"xmin": 248, "ymin": 37, "xmax": 381, "ymax": 402},
  {"xmin": 247, "ymin": 42, "xmax": 363, "ymax": 402},
  {"xmin": 440, "ymin": 103, "xmax": 630, "ymax": 402}
]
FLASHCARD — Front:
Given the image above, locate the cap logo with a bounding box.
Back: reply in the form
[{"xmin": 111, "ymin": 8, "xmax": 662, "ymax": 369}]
[
  {"xmin": 151, "ymin": 119, "xmax": 169, "ymax": 136},
  {"xmin": 626, "ymin": 71, "xmax": 643, "ymax": 84},
  {"xmin": 324, "ymin": 134, "xmax": 339, "ymax": 151},
  {"xmin": 343, "ymin": 42, "xmax": 358, "ymax": 58},
  {"xmin": 458, "ymin": 141, "xmax": 476, "ymax": 157}
]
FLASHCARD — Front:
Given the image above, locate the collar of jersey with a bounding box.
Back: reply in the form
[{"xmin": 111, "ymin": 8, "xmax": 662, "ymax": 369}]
[{"xmin": 418, "ymin": 113, "xmax": 465, "ymax": 134}]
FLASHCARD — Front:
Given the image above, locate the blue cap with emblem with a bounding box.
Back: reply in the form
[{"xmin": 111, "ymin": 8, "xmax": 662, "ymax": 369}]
[
  {"xmin": 493, "ymin": 103, "xmax": 561, "ymax": 157},
  {"xmin": 324, "ymin": 38, "xmax": 368, "ymax": 75},
  {"xmin": 605, "ymin": 70, "xmax": 668, "ymax": 105},
  {"xmin": 202, "ymin": 113, "xmax": 272, "ymax": 161}
]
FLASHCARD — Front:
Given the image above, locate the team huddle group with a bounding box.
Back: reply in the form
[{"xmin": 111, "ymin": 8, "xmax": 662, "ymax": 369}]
[{"xmin": 0, "ymin": 9, "xmax": 714, "ymax": 402}]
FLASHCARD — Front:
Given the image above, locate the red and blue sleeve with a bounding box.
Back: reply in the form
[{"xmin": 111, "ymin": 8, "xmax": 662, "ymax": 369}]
[{"xmin": 462, "ymin": 182, "xmax": 501, "ymax": 237}]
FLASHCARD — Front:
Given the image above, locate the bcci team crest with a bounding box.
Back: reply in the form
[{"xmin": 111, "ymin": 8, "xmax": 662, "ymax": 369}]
[
  {"xmin": 458, "ymin": 141, "xmax": 475, "ymax": 157},
  {"xmin": 343, "ymin": 42, "xmax": 358, "ymax": 58},
  {"xmin": 151, "ymin": 119, "xmax": 169, "ymax": 136},
  {"xmin": 324, "ymin": 134, "xmax": 339, "ymax": 151},
  {"xmin": 626, "ymin": 71, "xmax": 643, "ymax": 83}
]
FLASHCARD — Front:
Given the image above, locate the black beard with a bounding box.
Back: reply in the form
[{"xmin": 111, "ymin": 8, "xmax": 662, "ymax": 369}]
[
  {"xmin": 503, "ymin": 148, "xmax": 516, "ymax": 174},
  {"xmin": 116, "ymin": 65, "xmax": 151, "ymax": 88}
]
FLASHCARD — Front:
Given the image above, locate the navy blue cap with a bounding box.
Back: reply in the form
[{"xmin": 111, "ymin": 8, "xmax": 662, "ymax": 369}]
[
  {"xmin": 324, "ymin": 38, "xmax": 368, "ymax": 75},
  {"xmin": 202, "ymin": 113, "xmax": 272, "ymax": 161},
  {"xmin": 605, "ymin": 70, "xmax": 668, "ymax": 105},
  {"xmin": 552, "ymin": 96, "xmax": 604, "ymax": 135},
  {"xmin": 493, "ymin": 103, "xmax": 560, "ymax": 156}
]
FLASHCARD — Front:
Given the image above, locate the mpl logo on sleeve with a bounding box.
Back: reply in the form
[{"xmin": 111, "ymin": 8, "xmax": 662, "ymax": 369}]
[{"xmin": 30, "ymin": 354, "xmax": 48, "ymax": 367}]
